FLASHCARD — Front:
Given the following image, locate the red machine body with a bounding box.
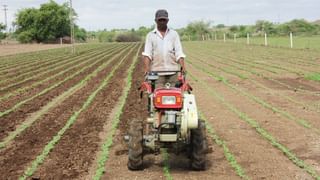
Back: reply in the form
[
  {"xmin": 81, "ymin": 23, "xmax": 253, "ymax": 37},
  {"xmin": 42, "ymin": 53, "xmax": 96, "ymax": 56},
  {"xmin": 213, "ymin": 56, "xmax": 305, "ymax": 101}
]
[{"xmin": 153, "ymin": 88, "xmax": 183, "ymax": 109}]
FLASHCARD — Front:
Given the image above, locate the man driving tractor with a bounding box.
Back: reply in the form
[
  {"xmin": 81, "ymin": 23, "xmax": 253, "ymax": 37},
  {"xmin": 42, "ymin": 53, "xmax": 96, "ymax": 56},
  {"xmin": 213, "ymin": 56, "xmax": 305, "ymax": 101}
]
[
  {"xmin": 142, "ymin": 9, "xmax": 186, "ymax": 87},
  {"xmin": 126, "ymin": 9, "xmax": 207, "ymax": 171}
]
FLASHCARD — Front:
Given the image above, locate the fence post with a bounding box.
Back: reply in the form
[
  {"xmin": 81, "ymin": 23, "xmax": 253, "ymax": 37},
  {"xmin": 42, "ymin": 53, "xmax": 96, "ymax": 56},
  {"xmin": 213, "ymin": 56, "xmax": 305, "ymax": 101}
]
[
  {"xmin": 264, "ymin": 33, "xmax": 268, "ymax": 46},
  {"xmin": 223, "ymin": 33, "xmax": 226, "ymax": 42},
  {"xmin": 215, "ymin": 33, "xmax": 217, "ymax": 41},
  {"xmin": 290, "ymin": 32, "xmax": 293, "ymax": 48},
  {"xmin": 60, "ymin": 37, "xmax": 63, "ymax": 45},
  {"xmin": 247, "ymin": 33, "xmax": 250, "ymax": 45},
  {"xmin": 202, "ymin": 34, "xmax": 205, "ymax": 41},
  {"xmin": 234, "ymin": 33, "xmax": 237, "ymax": 42}
]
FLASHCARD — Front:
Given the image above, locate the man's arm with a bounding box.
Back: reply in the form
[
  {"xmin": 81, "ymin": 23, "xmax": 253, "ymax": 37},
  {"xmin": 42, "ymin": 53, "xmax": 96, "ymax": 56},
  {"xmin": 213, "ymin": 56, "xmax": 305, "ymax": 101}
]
[
  {"xmin": 174, "ymin": 32, "xmax": 187, "ymax": 73},
  {"xmin": 142, "ymin": 33, "xmax": 152, "ymax": 75},
  {"xmin": 143, "ymin": 56, "xmax": 151, "ymax": 75}
]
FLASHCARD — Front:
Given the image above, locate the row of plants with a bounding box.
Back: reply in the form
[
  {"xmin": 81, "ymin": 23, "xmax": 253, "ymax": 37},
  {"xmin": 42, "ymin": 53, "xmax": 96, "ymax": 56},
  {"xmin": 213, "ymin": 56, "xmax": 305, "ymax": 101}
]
[
  {"xmin": 0, "ymin": 44, "xmax": 132, "ymax": 118},
  {"xmin": 189, "ymin": 42, "xmax": 319, "ymax": 77},
  {"xmin": 0, "ymin": 44, "xmax": 109, "ymax": 78},
  {"xmin": 185, "ymin": 42, "xmax": 320, "ymax": 95},
  {"xmin": 0, "ymin": 46, "xmax": 111, "ymax": 87},
  {"xmin": 188, "ymin": 71, "xmax": 320, "ymax": 179},
  {"xmin": 0, "ymin": 44, "xmax": 126, "ymax": 103},
  {"xmin": 19, "ymin": 44, "xmax": 138, "ymax": 179},
  {"xmin": 92, "ymin": 44, "xmax": 142, "ymax": 180},
  {"xmin": 189, "ymin": 53, "xmax": 320, "ymax": 114},
  {"xmin": 188, "ymin": 60, "xmax": 319, "ymax": 135},
  {"xmin": 198, "ymin": 112, "xmax": 249, "ymax": 179},
  {"xmin": 0, "ymin": 43, "xmax": 102, "ymax": 68},
  {"xmin": 0, "ymin": 45, "xmax": 134, "ymax": 149}
]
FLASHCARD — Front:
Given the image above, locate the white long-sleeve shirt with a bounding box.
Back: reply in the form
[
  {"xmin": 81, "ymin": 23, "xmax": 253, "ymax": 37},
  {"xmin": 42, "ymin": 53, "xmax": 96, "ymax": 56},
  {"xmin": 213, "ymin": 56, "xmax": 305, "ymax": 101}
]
[{"xmin": 142, "ymin": 28, "xmax": 186, "ymax": 73}]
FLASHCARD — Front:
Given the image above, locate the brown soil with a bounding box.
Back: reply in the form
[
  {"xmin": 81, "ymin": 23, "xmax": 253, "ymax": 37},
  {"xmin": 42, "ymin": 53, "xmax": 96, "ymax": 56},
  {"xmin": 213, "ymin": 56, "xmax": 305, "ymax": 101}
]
[
  {"xmin": 0, "ymin": 44, "xmax": 71, "ymax": 57},
  {"xmin": 0, "ymin": 45, "xmax": 123, "ymax": 112},
  {"xmin": 0, "ymin": 45, "xmax": 134, "ymax": 179},
  {"xmin": 102, "ymin": 51, "xmax": 169, "ymax": 180},
  {"xmin": 31, "ymin": 45, "xmax": 139, "ymax": 179},
  {"xmin": 188, "ymin": 65, "xmax": 314, "ymax": 179},
  {"xmin": 1, "ymin": 42, "xmax": 320, "ymax": 179},
  {"xmin": 0, "ymin": 48, "xmax": 100, "ymax": 89},
  {"xmin": 0, "ymin": 45, "xmax": 127, "ymax": 140}
]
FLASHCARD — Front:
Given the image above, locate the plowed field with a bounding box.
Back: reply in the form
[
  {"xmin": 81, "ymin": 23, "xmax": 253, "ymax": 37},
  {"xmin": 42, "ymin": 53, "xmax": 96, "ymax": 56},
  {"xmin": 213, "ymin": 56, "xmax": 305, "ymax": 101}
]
[{"xmin": 0, "ymin": 42, "xmax": 320, "ymax": 180}]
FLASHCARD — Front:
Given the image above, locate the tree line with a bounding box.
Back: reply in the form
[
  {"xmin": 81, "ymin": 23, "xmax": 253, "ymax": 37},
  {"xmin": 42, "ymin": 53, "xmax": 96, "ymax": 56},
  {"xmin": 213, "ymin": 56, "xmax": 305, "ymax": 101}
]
[
  {"xmin": 1, "ymin": 0, "xmax": 319, "ymax": 43},
  {"xmin": 92, "ymin": 19, "xmax": 320, "ymax": 43},
  {"xmin": 177, "ymin": 19, "xmax": 320, "ymax": 41}
]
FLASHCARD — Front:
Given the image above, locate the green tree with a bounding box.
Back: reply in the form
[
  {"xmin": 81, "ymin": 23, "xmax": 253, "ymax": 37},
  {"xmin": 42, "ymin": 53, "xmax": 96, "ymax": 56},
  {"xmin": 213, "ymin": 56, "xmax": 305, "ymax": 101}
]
[
  {"xmin": 229, "ymin": 25, "xmax": 238, "ymax": 32},
  {"xmin": 74, "ymin": 26, "xmax": 87, "ymax": 42},
  {"xmin": 185, "ymin": 20, "xmax": 212, "ymax": 40},
  {"xmin": 277, "ymin": 19, "xmax": 317, "ymax": 35},
  {"xmin": 15, "ymin": 0, "xmax": 77, "ymax": 43},
  {"xmin": 98, "ymin": 30, "xmax": 116, "ymax": 42},
  {"xmin": 0, "ymin": 23, "xmax": 6, "ymax": 40},
  {"xmin": 255, "ymin": 20, "xmax": 276, "ymax": 35},
  {"xmin": 216, "ymin": 24, "xmax": 225, "ymax": 28}
]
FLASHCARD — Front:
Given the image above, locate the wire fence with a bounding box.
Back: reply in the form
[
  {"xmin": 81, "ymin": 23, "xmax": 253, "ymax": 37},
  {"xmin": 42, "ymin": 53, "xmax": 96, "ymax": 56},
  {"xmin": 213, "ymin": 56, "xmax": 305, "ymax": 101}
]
[{"xmin": 182, "ymin": 33, "xmax": 320, "ymax": 50}]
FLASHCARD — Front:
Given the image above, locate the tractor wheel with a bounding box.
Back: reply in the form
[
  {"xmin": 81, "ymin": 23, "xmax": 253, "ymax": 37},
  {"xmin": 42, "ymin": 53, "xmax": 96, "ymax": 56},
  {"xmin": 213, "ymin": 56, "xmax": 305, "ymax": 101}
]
[
  {"xmin": 128, "ymin": 119, "xmax": 144, "ymax": 170},
  {"xmin": 190, "ymin": 119, "xmax": 207, "ymax": 170}
]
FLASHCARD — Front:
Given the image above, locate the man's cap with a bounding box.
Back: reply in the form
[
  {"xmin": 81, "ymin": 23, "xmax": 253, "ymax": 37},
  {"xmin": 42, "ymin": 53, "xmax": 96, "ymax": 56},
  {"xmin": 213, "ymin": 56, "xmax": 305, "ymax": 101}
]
[{"xmin": 155, "ymin": 9, "xmax": 169, "ymax": 20}]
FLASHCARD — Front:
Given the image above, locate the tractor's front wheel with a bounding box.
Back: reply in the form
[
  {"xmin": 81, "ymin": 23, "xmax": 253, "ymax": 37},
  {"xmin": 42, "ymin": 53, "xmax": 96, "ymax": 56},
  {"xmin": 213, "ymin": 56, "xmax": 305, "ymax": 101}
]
[
  {"xmin": 128, "ymin": 119, "xmax": 144, "ymax": 170},
  {"xmin": 190, "ymin": 119, "xmax": 207, "ymax": 170}
]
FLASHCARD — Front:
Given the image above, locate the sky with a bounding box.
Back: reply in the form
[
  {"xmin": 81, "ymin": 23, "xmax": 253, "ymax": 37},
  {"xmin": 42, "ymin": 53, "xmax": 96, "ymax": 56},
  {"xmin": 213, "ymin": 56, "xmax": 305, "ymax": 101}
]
[{"xmin": 0, "ymin": 0, "xmax": 319, "ymax": 31}]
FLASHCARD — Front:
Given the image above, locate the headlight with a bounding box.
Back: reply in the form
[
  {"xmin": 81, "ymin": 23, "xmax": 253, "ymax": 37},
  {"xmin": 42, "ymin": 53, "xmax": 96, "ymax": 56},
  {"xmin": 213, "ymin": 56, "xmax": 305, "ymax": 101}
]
[{"xmin": 162, "ymin": 96, "xmax": 176, "ymax": 105}]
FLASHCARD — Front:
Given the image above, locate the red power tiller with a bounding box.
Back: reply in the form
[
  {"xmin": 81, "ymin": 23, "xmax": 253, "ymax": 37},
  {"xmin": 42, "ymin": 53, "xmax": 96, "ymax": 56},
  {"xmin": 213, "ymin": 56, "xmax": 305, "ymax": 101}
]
[{"xmin": 126, "ymin": 71, "xmax": 207, "ymax": 171}]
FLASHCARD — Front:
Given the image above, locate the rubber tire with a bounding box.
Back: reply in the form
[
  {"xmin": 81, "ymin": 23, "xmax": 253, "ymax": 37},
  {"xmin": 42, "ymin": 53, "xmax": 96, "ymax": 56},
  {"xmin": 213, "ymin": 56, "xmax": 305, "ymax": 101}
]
[
  {"xmin": 127, "ymin": 119, "xmax": 144, "ymax": 170},
  {"xmin": 190, "ymin": 119, "xmax": 207, "ymax": 170}
]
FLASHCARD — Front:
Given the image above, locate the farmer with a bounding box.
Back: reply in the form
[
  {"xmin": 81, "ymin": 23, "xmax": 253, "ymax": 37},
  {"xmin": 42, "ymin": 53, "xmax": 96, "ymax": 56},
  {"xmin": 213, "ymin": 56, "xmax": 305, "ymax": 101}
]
[{"xmin": 142, "ymin": 9, "xmax": 186, "ymax": 87}]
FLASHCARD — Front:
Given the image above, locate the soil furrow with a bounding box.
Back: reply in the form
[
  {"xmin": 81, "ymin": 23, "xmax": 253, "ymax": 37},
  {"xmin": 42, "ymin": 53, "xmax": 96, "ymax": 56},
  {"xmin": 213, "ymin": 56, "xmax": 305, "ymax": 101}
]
[
  {"xmin": 0, "ymin": 44, "xmax": 135, "ymax": 179},
  {"xmin": 0, "ymin": 45, "xmax": 116, "ymax": 91},
  {"xmin": 188, "ymin": 65, "xmax": 313, "ymax": 179},
  {"xmin": 0, "ymin": 44, "xmax": 124, "ymax": 106},
  {"xmin": 0, "ymin": 45, "xmax": 130, "ymax": 140},
  {"xmin": 31, "ymin": 43, "xmax": 140, "ymax": 179},
  {"xmin": 0, "ymin": 45, "xmax": 106, "ymax": 78},
  {"xmin": 102, "ymin": 52, "xmax": 166, "ymax": 180}
]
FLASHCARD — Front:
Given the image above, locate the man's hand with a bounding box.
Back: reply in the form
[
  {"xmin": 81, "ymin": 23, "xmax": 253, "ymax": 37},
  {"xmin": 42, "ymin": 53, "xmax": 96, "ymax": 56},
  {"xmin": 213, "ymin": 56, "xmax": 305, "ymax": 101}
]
[{"xmin": 178, "ymin": 58, "xmax": 187, "ymax": 74}]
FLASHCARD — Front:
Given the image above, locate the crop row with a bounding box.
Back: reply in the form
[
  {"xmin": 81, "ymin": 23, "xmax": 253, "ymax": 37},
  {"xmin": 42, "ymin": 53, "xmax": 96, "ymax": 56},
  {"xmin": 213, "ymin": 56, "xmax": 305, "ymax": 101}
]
[
  {"xmin": 187, "ymin": 46, "xmax": 320, "ymax": 96},
  {"xmin": 0, "ymin": 44, "xmax": 131, "ymax": 118},
  {"xmin": 0, "ymin": 44, "xmax": 118, "ymax": 87},
  {"xmin": 0, "ymin": 44, "xmax": 103, "ymax": 68},
  {"xmin": 19, "ymin": 43, "xmax": 139, "ymax": 179},
  {"xmin": 188, "ymin": 60, "xmax": 320, "ymax": 135},
  {"xmin": 188, "ymin": 72, "xmax": 320, "ymax": 179},
  {"xmin": 0, "ymin": 44, "xmax": 126, "ymax": 103},
  {"xmin": 189, "ymin": 42, "xmax": 319, "ymax": 68},
  {"xmin": 0, "ymin": 44, "xmax": 135, "ymax": 150},
  {"xmin": 0, "ymin": 44, "xmax": 110, "ymax": 80},
  {"xmin": 92, "ymin": 43, "xmax": 142, "ymax": 179},
  {"xmin": 188, "ymin": 53, "xmax": 320, "ymax": 114},
  {"xmin": 189, "ymin": 42, "xmax": 320, "ymax": 76}
]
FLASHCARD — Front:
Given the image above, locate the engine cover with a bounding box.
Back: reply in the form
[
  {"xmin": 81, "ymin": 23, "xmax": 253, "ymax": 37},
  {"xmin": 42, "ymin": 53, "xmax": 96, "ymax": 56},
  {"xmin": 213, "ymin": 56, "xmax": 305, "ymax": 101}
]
[{"xmin": 180, "ymin": 94, "xmax": 198, "ymax": 139}]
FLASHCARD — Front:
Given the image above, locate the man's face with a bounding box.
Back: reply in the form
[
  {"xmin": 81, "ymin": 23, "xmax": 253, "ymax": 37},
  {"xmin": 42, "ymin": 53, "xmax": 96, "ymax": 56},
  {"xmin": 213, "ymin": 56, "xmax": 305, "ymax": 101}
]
[{"xmin": 156, "ymin": 18, "xmax": 169, "ymax": 31}]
